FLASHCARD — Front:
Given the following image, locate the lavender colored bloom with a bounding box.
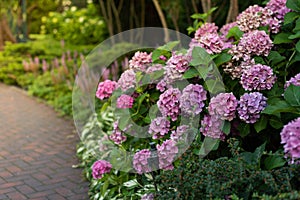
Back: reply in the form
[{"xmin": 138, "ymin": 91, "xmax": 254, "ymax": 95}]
[
  {"xmin": 237, "ymin": 92, "xmax": 267, "ymax": 123},
  {"xmin": 157, "ymin": 139, "xmax": 178, "ymax": 170},
  {"xmin": 133, "ymin": 149, "xmax": 152, "ymax": 174},
  {"xmin": 117, "ymin": 69, "xmax": 136, "ymax": 91},
  {"xmin": 157, "ymin": 88, "xmax": 181, "ymax": 121},
  {"xmin": 149, "ymin": 117, "xmax": 170, "ymax": 139},
  {"xmin": 96, "ymin": 80, "xmax": 117, "ymax": 100},
  {"xmin": 280, "ymin": 117, "xmax": 300, "ymax": 164},
  {"xmin": 266, "ymin": 0, "xmax": 291, "ymax": 20},
  {"xmin": 116, "ymin": 94, "xmax": 134, "ymax": 109},
  {"xmin": 109, "ymin": 121, "xmax": 127, "ymax": 145},
  {"xmin": 141, "ymin": 193, "xmax": 154, "ymax": 200},
  {"xmin": 166, "ymin": 52, "xmax": 191, "ymax": 73},
  {"xmin": 146, "ymin": 64, "xmax": 163, "ymax": 74},
  {"xmin": 208, "ymin": 93, "xmax": 238, "ymax": 121},
  {"xmin": 240, "ymin": 64, "xmax": 276, "ymax": 91},
  {"xmin": 285, "ymin": 73, "xmax": 300, "ymax": 89},
  {"xmin": 156, "ymin": 79, "xmax": 167, "ymax": 92},
  {"xmin": 194, "ymin": 23, "xmax": 219, "ymax": 40},
  {"xmin": 171, "ymin": 125, "xmax": 189, "ymax": 142},
  {"xmin": 180, "ymin": 84, "xmax": 207, "ymax": 115},
  {"xmin": 190, "ymin": 33, "xmax": 224, "ymax": 54},
  {"xmin": 129, "ymin": 51, "xmax": 152, "ymax": 72},
  {"xmin": 91, "ymin": 160, "xmax": 112, "ymax": 179},
  {"xmin": 200, "ymin": 114, "xmax": 225, "ymax": 139}
]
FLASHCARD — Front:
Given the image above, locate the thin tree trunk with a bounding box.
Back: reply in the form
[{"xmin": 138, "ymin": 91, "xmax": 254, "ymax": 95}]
[
  {"xmin": 99, "ymin": 0, "xmax": 114, "ymax": 41},
  {"xmin": 226, "ymin": 0, "xmax": 239, "ymax": 23},
  {"xmin": 191, "ymin": 0, "xmax": 199, "ymax": 13},
  {"xmin": 1, "ymin": 16, "xmax": 16, "ymax": 43},
  {"xmin": 207, "ymin": 0, "xmax": 211, "ymax": 22},
  {"xmin": 0, "ymin": 27, "xmax": 4, "ymax": 51},
  {"xmin": 152, "ymin": 0, "xmax": 169, "ymax": 43}
]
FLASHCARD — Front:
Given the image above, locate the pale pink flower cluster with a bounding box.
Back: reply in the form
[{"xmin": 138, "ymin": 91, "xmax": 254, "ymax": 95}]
[
  {"xmin": 280, "ymin": 117, "xmax": 300, "ymax": 164},
  {"xmin": 129, "ymin": 51, "xmax": 152, "ymax": 72},
  {"xmin": 171, "ymin": 125, "xmax": 189, "ymax": 142},
  {"xmin": 266, "ymin": 0, "xmax": 291, "ymax": 20},
  {"xmin": 237, "ymin": 92, "xmax": 267, "ymax": 123},
  {"xmin": 96, "ymin": 80, "xmax": 117, "ymax": 100},
  {"xmin": 149, "ymin": 117, "xmax": 170, "ymax": 139},
  {"xmin": 116, "ymin": 94, "xmax": 134, "ymax": 109},
  {"xmin": 92, "ymin": 160, "xmax": 112, "ymax": 179},
  {"xmin": 157, "ymin": 88, "xmax": 181, "ymax": 121},
  {"xmin": 109, "ymin": 121, "xmax": 127, "ymax": 145},
  {"xmin": 240, "ymin": 64, "xmax": 276, "ymax": 91},
  {"xmin": 200, "ymin": 114, "xmax": 225, "ymax": 139},
  {"xmin": 117, "ymin": 69, "xmax": 136, "ymax": 91},
  {"xmin": 157, "ymin": 139, "xmax": 178, "ymax": 170},
  {"xmin": 285, "ymin": 73, "xmax": 300, "ymax": 89},
  {"xmin": 133, "ymin": 149, "xmax": 152, "ymax": 174},
  {"xmin": 208, "ymin": 93, "xmax": 238, "ymax": 121}
]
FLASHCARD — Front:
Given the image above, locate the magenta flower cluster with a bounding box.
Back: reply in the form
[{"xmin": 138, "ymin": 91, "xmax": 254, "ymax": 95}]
[
  {"xmin": 180, "ymin": 84, "xmax": 207, "ymax": 115},
  {"xmin": 237, "ymin": 92, "xmax": 267, "ymax": 124},
  {"xmin": 200, "ymin": 114, "xmax": 225, "ymax": 140},
  {"xmin": 157, "ymin": 139, "xmax": 178, "ymax": 170},
  {"xmin": 133, "ymin": 149, "xmax": 152, "ymax": 174},
  {"xmin": 116, "ymin": 94, "xmax": 134, "ymax": 109},
  {"xmin": 285, "ymin": 73, "xmax": 300, "ymax": 89},
  {"xmin": 280, "ymin": 117, "xmax": 300, "ymax": 164},
  {"xmin": 92, "ymin": 160, "xmax": 112, "ymax": 179},
  {"xmin": 149, "ymin": 117, "xmax": 170, "ymax": 139},
  {"xmin": 240, "ymin": 64, "xmax": 276, "ymax": 91},
  {"xmin": 96, "ymin": 80, "xmax": 117, "ymax": 100},
  {"xmin": 117, "ymin": 69, "xmax": 136, "ymax": 91},
  {"xmin": 157, "ymin": 88, "xmax": 181, "ymax": 121},
  {"xmin": 266, "ymin": 0, "xmax": 291, "ymax": 20},
  {"xmin": 109, "ymin": 121, "xmax": 127, "ymax": 145},
  {"xmin": 129, "ymin": 51, "xmax": 152, "ymax": 72},
  {"xmin": 208, "ymin": 93, "xmax": 238, "ymax": 121}
]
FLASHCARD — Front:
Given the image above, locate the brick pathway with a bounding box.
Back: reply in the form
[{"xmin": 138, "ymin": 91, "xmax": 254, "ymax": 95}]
[{"xmin": 0, "ymin": 84, "xmax": 89, "ymax": 200}]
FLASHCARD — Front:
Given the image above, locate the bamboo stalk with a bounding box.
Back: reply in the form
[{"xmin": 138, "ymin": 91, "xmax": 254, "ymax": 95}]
[{"xmin": 152, "ymin": 0, "xmax": 169, "ymax": 43}]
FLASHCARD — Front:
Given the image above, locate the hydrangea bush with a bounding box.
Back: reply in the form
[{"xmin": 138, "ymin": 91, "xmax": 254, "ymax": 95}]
[{"xmin": 82, "ymin": 0, "xmax": 300, "ymax": 199}]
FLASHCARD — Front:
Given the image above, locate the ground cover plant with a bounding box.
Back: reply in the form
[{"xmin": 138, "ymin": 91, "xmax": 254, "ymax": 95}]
[{"xmin": 77, "ymin": 0, "xmax": 300, "ymax": 199}]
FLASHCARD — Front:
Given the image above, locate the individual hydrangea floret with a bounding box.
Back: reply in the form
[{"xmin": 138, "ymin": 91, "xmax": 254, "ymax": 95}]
[
  {"xmin": 230, "ymin": 30, "xmax": 273, "ymax": 62},
  {"xmin": 171, "ymin": 125, "xmax": 189, "ymax": 142},
  {"xmin": 91, "ymin": 160, "xmax": 112, "ymax": 179},
  {"xmin": 194, "ymin": 23, "xmax": 219, "ymax": 39},
  {"xmin": 266, "ymin": 0, "xmax": 291, "ymax": 20},
  {"xmin": 280, "ymin": 117, "xmax": 300, "ymax": 164},
  {"xmin": 116, "ymin": 94, "xmax": 134, "ymax": 109},
  {"xmin": 129, "ymin": 51, "xmax": 152, "ymax": 72},
  {"xmin": 156, "ymin": 79, "xmax": 167, "ymax": 92},
  {"xmin": 200, "ymin": 114, "xmax": 225, "ymax": 140},
  {"xmin": 109, "ymin": 121, "xmax": 127, "ymax": 145},
  {"xmin": 133, "ymin": 149, "xmax": 152, "ymax": 174},
  {"xmin": 285, "ymin": 73, "xmax": 300, "ymax": 89},
  {"xmin": 157, "ymin": 139, "xmax": 178, "ymax": 170},
  {"xmin": 180, "ymin": 84, "xmax": 207, "ymax": 115},
  {"xmin": 96, "ymin": 80, "xmax": 117, "ymax": 100},
  {"xmin": 117, "ymin": 69, "xmax": 136, "ymax": 91},
  {"xmin": 240, "ymin": 64, "xmax": 276, "ymax": 91},
  {"xmin": 166, "ymin": 52, "xmax": 191, "ymax": 73},
  {"xmin": 208, "ymin": 93, "xmax": 238, "ymax": 121},
  {"xmin": 141, "ymin": 193, "xmax": 154, "ymax": 200},
  {"xmin": 149, "ymin": 117, "xmax": 170, "ymax": 139},
  {"xmin": 237, "ymin": 92, "xmax": 267, "ymax": 123},
  {"xmin": 157, "ymin": 88, "xmax": 181, "ymax": 121},
  {"xmin": 190, "ymin": 33, "xmax": 224, "ymax": 54}
]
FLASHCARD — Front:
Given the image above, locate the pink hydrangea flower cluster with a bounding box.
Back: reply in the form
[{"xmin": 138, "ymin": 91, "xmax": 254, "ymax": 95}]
[
  {"xmin": 189, "ymin": 23, "xmax": 224, "ymax": 54},
  {"xmin": 117, "ymin": 69, "xmax": 136, "ymax": 91},
  {"xmin": 266, "ymin": 0, "xmax": 291, "ymax": 20},
  {"xmin": 133, "ymin": 149, "xmax": 152, "ymax": 174},
  {"xmin": 129, "ymin": 51, "xmax": 152, "ymax": 72},
  {"xmin": 96, "ymin": 80, "xmax": 117, "ymax": 100},
  {"xmin": 109, "ymin": 121, "xmax": 127, "ymax": 145},
  {"xmin": 116, "ymin": 94, "xmax": 134, "ymax": 109},
  {"xmin": 91, "ymin": 160, "xmax": 112, "ymax": 179},
  {"xmin": 230, "ymin": 30, "xmax": 273, "ymax": 62},
  {"xmin": 156, "ymin": 79, "xmax": 168, "ymax": 92},
  {"xmin": 179, "ymin": 84, "xmax": 207, "ymax": 115},
  {"xmin": 148, "ymin": 117, "xmax": 170, "ymax": 139},
  {"xmin": 220, "ymin": 22, "xmax": 238, "ymax": 48},
  {"xmin": 157, "ymin": 139, "xmax": 178, "ymax": 170},
  {"xmin": 200, "ymin": 114, "xmax": 225, "ymax": 139},
  {"xmin": 223, "ymin": 59, "xmax": 254, "ymax": 79},
  {"xmin": 157, "ymin": 88, "xmax": 181, "ymax": 121},
  {"xmin": 141, "ymin": 193, "xmax": 154, "ymax": 200},
  {"xmin": 240, "ymin": 64, "xmax": 276, "ymax": 91},
  {"xmin": 237, "ymin": 92, "xmax": 267, "ymax": 124},
  {"xmin": 171, "ymin": 125, "xmax": 189, "ymax": 142},
  {"xmin": 280, "ymin": 117, "xmax": 300, "ymax": 164},
  {"xmin": 146, "ymin": 63, "xmax": 163, "ymax": 73},
  {"xmin": 208, "ymin": 93, "xmax": 238, "ymax": 121},
  {"xmin": 285, "ymin": 73, "xmax": 300, "ymax": 89}
]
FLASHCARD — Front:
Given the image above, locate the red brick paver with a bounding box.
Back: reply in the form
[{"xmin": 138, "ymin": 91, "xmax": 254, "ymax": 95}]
[{"xmin": 0, "ymin": 84, "xmax": 88, "ymax": 199}]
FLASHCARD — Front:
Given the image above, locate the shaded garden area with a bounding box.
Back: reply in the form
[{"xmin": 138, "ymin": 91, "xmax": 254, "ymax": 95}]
[{"xmin": 1, "ymin": 0, "xmax": 300, "ymax": 199}]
